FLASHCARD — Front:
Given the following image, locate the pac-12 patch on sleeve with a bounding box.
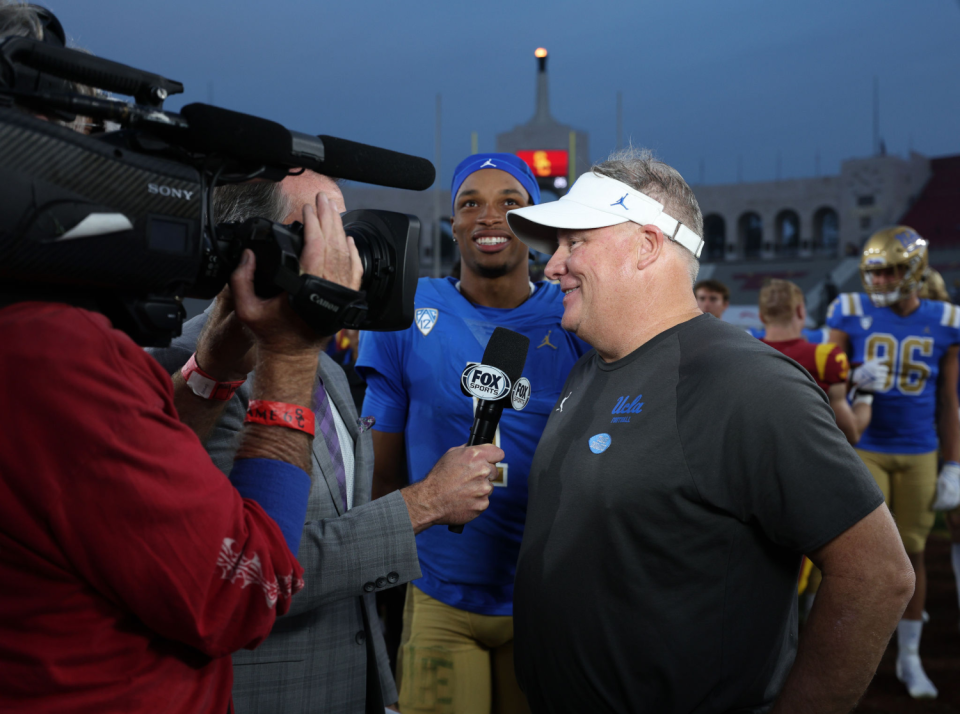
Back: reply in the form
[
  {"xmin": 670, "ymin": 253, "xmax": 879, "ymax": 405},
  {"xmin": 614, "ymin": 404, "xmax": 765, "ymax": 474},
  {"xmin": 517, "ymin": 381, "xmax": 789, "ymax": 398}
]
[
  {"xmin": 415, "ymin": 308, "xmax": 438, "ymax": 336},
  {"xmin": 589, "ymin": 433, "xmax": 611, "ymax": 454}
]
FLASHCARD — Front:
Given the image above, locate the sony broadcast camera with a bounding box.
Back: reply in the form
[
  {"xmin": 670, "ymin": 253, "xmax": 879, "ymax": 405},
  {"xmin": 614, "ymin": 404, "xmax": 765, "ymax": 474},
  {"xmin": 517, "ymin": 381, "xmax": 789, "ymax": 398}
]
[{"xmin": 0, "ymin": 31, "xmax": 435, "ymax": 345}]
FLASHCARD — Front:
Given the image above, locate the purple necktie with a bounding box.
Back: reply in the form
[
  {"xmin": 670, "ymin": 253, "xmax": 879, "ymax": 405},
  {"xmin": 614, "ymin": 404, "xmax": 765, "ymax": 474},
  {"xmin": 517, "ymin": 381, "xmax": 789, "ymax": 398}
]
[{"xmin": 314, "ymin": 380, "xmax": 347, "ymax": 511}]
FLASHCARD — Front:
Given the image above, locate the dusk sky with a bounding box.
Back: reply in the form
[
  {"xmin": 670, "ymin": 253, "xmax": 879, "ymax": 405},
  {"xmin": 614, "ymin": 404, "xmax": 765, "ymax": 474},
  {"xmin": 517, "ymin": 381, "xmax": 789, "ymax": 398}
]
[{"xmin": 54, "ymin": 0, "xmax": 960, "ymax": 190}]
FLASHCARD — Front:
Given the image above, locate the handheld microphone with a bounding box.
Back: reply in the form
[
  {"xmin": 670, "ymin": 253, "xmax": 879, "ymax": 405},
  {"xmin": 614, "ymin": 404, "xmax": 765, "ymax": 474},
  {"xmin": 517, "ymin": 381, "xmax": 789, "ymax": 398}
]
[{"xmin": 449, "ymin": 327, "xmax": 531, "ymax": 534}]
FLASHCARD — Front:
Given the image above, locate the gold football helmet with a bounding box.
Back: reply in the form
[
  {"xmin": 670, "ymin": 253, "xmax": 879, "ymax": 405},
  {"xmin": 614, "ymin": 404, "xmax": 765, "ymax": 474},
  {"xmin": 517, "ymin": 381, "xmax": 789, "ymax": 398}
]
[
  {"xmin": 860, "ymin": 226, "xmax": 928, "ymax": 307},
  {"xmin": 919, "ymin": 268, "xmax": 950, "ymax": 302}
]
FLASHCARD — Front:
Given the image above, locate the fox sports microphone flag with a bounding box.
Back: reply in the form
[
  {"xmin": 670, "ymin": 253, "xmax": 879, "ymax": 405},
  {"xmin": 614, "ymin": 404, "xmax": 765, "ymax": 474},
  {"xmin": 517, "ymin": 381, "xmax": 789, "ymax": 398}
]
[{"xmin": 450, "ymin": 327, "xmax": 531, "ymax": 533}]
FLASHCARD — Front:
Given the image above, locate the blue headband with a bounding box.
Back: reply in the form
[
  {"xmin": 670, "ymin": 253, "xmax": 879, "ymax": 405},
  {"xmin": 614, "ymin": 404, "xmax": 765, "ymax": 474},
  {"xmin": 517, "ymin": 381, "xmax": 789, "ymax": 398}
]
[{"xmin": 450, "ymin": 153, "xmax": 540, "ymax": 213}]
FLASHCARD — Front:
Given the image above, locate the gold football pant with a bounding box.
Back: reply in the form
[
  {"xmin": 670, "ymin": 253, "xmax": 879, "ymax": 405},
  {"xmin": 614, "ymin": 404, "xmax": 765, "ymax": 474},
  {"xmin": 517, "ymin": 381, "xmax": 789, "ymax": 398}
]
[
  {"xmin": 396, "ymin": 585, "xmax": 531, "ymax": 714},
  {"xmin": 855, "ymin": 449, "xmax": 938, "ymax": 553}
]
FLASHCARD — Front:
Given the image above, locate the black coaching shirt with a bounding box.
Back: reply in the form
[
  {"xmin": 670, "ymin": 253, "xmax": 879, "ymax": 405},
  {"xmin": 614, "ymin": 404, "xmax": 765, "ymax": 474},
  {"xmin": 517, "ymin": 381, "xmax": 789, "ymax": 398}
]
[{"xmin": 513, "ymin": 314, "xmax": 883, "ymax": 714}]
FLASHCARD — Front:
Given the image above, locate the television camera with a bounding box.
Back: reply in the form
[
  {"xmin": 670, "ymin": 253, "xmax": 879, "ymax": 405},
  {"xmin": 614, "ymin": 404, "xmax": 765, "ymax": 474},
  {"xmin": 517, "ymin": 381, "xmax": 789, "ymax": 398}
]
[{"xmin": 0, "ymin": 33, "xmax": 435, "ymax": 345}]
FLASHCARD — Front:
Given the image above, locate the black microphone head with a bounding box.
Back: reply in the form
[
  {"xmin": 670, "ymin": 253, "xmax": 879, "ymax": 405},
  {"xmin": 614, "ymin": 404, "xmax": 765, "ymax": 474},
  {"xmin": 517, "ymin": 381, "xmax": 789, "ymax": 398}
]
[
  {"xmin": 482, "ymin": 327, "xmax": 530, "ymax": 389},
  {"xmin": 316, "ymin": 135, "xmax": 436, "ymax": 191}
]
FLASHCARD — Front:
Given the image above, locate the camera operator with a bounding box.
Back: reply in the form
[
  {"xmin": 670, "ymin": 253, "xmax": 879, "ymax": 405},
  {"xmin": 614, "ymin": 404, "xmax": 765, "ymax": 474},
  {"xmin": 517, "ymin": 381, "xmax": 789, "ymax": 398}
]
[
  {"xmin": 147, "ymin": 171, "xmax": 503, "ymax": 714},
  {"xmin": 0, "ymin": 174, "xmax": 374, "ymax": 711}
]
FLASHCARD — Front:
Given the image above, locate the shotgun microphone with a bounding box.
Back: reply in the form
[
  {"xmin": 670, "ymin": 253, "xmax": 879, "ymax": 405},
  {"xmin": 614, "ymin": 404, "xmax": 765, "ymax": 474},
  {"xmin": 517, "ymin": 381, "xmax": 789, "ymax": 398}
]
[
  {"xmin": 178, "ymin": 104, "xmax": 436, "ymax": 190},
  {"xmin": 449, "ymin": 327, "xmax": 531, "ymax": 533}
]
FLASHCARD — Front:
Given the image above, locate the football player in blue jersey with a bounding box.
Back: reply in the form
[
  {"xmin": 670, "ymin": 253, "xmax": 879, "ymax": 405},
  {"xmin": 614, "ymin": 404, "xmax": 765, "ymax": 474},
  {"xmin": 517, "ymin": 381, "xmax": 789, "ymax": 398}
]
[
  {"xmin": 356, "ymin": 153, "xmax": 589, "ymax": 714},
  {"xmin": 917, "ymin": 270, "xmax": 960, "ymax": 630},
  {"xmin": 827, "ymin": 226, "xmax": 960, "ymax": 700}
]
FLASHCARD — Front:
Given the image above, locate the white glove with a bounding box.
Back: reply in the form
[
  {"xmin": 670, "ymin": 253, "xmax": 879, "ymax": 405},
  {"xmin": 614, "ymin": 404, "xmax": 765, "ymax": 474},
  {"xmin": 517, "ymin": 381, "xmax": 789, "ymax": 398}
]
[
  {"xmin": 932, "ymin": 461, "xmax": 960, "ymax": 511},
  {"xmin": 851, "ymin": 357, "xmax": 890, "ymax": 393}
]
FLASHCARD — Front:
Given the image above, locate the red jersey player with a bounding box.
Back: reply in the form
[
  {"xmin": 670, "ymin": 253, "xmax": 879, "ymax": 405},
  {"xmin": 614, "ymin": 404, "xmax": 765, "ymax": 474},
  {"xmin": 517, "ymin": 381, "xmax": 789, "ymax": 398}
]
[{"xmin": 758, "ymin": 279, "xmax": 880, "ymax": 445}]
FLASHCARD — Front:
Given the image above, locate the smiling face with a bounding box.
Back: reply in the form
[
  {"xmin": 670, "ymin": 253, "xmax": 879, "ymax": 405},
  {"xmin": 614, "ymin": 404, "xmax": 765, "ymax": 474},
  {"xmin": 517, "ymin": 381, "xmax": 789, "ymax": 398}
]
[
  {"xmin": 452, "ymin": 169, "xmax": 531, "ymax": 280},
  {"xmin": 544, "ymin": 222, "xmax": 639, "ymax": 344}
]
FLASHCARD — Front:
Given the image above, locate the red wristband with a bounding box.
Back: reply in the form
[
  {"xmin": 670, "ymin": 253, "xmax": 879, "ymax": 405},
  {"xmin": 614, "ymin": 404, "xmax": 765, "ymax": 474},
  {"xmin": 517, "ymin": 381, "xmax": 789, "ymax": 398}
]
[
  {"xmin": 245, "ymin": 400, "xmax": 316, "ymax": 436},
  {"xmin": 180, "ymin": 353, "xmax": 246, "ymax": 401}
]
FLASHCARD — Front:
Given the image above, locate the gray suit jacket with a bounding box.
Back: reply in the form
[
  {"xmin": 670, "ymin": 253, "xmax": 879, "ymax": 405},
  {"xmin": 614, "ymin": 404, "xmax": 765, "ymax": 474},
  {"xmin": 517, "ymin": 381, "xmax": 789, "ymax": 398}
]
[{"xmin": 148, "ymin": 313, "xmax": 421, "ymax": 714}]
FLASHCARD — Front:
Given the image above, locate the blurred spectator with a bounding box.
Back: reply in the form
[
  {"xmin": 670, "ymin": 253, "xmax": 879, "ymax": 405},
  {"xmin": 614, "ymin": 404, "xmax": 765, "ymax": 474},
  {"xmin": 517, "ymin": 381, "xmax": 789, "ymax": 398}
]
[
  {"xmin": 919, "ymin": 268, "xmax": 950, "ymax": 302},
  {"xmin": 758, "ymin": 279, "xmax": 872, "ymax": 446},
  {"xmin": 694, "ymin": 278, "xmax": 729, "ymax": 319}
]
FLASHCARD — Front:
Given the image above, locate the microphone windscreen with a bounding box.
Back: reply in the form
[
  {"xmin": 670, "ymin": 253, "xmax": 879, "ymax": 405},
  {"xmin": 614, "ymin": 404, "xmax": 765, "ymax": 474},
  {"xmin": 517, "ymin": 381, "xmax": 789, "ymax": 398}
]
[
  {"xmin": 482, "ymin": 327, "xmax": 530, "ymax": 387},
  {"xmin": 180, "ymin": 104, "xmax": 436, "ymax": 191},
  {"xmin": 181, "ymin": 103, "xmax": 292, "ymax": 167},
  {"xmin": 317, "ymin": 135, "xmax": 436, "ymax": 191}
]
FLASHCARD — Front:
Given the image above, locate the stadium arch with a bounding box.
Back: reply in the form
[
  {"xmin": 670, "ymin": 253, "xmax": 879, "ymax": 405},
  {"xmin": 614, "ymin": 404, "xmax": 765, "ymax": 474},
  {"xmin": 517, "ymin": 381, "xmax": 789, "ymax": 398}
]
[
  {"xmin": 776, "ymin": 210, "xmax": 801, "ymax": 256},
  {"xmin": 813, "ymin": 206, "xmax": 839, "ymax": 255},
  {"xmin": 703, "ymin": 214, "xmax": 726, "ymax": 261},
  {"xmin": 738, "ymin": 211, "xmax": 763, "ymax": 259}
]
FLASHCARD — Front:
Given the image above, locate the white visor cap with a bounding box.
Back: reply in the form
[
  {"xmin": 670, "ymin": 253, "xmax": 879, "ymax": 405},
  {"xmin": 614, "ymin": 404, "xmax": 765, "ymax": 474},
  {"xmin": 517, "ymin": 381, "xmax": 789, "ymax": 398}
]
[{"xmin": 506, "ymin": 172, "xmax": 704, "ymax": 259}]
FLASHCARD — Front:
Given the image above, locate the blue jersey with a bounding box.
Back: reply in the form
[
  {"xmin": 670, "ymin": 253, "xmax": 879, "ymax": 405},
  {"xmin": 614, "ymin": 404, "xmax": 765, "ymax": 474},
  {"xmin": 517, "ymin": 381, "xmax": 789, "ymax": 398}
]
[
  {"xmin": 747, "ymin": 326, "xmax": 830, "ymax": 343},
  {"xmin": 356, "ymin": 277, "xmax": 590, "ymax": 615},
  {"xmin": 826, "ymin": 293, "xmax": 960, "ymax": 453}
]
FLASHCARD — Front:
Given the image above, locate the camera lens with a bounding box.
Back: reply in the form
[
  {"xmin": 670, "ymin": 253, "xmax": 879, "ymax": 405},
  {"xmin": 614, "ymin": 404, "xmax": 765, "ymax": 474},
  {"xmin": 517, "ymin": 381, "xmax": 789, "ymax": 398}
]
[{"xmin": 344, "ymin": 215, "xmax": 396, "ymax": 310}]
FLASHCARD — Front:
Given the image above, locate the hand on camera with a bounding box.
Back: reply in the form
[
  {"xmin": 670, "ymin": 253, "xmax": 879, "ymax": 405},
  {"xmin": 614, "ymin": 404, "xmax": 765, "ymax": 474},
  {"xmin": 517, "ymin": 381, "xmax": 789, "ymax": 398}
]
[
  {"xmin": 302, "ymin": 192, "xmax": 363, "ymax": 292},
  {"xmin": 851, "ymin": 357, "xmax": 890, "ymax": 394},
  {"xmin": 194, "ymin": 286, "xmax": 257, "ymax": 381},
  {"xmin": 231, "ymin": 192, "xmax": 362, "ymax": 357},
  {"xmin": 403, "ymin": 444, "xmax": 504, "ymax": 530}
]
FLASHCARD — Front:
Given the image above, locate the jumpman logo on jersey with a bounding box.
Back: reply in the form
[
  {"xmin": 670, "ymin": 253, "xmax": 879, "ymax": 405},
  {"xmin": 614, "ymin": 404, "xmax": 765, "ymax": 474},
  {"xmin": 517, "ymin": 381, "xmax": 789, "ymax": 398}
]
[
  {"xmin": 537, "ymin": 330, "xmax": 558, "ymax": 350},
  {"xmin": 480, "ymin": 159, "xmax": 497, "ymax": 168},
  {"xmin": 610, "ymin": 194, "xmax": 629, "ymax": 210},
  {"xmin": 557, "ymin": 392, "xmax": 572, "ymax": 412}
]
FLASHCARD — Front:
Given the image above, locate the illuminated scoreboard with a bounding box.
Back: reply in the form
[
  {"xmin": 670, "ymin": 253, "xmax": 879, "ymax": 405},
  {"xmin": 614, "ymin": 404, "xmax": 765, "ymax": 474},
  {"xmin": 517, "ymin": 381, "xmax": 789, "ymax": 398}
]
[{"xmin": 516, "ymin": 150, "xmax": 569, "ymax": 178}]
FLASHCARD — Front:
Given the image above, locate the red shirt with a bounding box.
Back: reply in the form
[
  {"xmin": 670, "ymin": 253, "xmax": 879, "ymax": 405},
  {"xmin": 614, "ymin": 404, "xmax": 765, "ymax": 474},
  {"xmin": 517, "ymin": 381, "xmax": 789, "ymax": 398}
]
[
  {"xmin": 0, "ymin": 303, "xmax": 304, "ymax": 713},
  {"xmin": 760, "ymin": 338, "xmax": 849, "ymax": 391}
]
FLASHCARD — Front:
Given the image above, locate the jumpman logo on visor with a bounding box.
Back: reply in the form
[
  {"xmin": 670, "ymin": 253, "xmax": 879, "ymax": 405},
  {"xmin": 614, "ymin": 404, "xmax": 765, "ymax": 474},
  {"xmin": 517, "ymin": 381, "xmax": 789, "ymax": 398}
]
[
  {"xmin": 610, "ymin": 194, "xmax": 629, "ymax": 210},
  {"xmin": 481, "ymin": 159, "xmax": 497, "ymax": 168}
]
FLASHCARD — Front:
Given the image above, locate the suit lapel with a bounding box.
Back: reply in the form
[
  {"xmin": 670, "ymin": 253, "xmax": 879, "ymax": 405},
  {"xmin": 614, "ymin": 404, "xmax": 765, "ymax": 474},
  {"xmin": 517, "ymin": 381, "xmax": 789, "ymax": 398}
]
[
  {"xmin": 313, "ymin": 355, "xmax": 348, "ymax": 516},
  {"xmin": 314, "ymin": 353, "xmax": 362, "ymax": 514},
  {"xmin": 320, "ymin": 353, "xmax": 359, "ymax": 443},
  {"xmin": 311, "ymin": 432, "xmax": 343, "ymax": 516}
]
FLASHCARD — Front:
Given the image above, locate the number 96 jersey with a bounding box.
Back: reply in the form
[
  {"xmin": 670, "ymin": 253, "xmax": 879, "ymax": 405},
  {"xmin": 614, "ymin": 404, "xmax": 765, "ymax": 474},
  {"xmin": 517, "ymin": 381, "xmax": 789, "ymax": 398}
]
[{"xmin": 827, "ymin": 292, "xmax": 960, "ymax": 453}]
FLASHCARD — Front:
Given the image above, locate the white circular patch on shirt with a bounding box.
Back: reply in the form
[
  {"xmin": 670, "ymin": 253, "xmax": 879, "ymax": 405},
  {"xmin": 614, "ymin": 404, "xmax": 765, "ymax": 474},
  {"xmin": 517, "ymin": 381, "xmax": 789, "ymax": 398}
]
[{"xmin": 511, "ymin": 378, "xmax": 531, "ymax": 411}]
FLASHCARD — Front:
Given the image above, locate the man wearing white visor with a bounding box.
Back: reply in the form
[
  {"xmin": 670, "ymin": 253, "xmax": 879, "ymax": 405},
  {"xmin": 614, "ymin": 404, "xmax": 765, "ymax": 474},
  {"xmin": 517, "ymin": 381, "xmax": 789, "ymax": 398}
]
[{"xmin": 508, "ymin": 148, "xmax": 916, "ymax": 714}]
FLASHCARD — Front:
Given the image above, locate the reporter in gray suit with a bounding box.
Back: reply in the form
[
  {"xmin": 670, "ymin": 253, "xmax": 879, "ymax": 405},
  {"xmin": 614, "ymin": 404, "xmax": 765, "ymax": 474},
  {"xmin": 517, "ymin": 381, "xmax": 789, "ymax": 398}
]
[{"xmin": 148, "ymin": 171, "xmax": 502, "ymax": 714}]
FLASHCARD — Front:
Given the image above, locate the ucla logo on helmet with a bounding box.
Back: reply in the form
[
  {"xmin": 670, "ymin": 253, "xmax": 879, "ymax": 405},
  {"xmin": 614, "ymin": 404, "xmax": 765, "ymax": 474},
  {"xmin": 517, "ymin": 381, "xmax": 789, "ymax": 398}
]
[
  {"xmin": 415, "ymin": 308, "xmax": 438, "ymax": 337},
  {"xmin": 894, "ymin": 229, "xmax": 919, "ymax": 250}
]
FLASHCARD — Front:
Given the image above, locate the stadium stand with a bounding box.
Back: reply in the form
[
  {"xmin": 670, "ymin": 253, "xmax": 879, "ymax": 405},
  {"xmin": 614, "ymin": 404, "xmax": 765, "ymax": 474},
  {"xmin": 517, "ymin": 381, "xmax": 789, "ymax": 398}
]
[
  {"xmin": 900, "ymin": 155, "xmax": 960, "ymax": 248},
  {"xmin": 697, "ymin": 153, "xmax": 960, "ymax": 327},
  {"xmin": 697, "ymin": 257, "xmax": 860, "ymax": 327}
]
